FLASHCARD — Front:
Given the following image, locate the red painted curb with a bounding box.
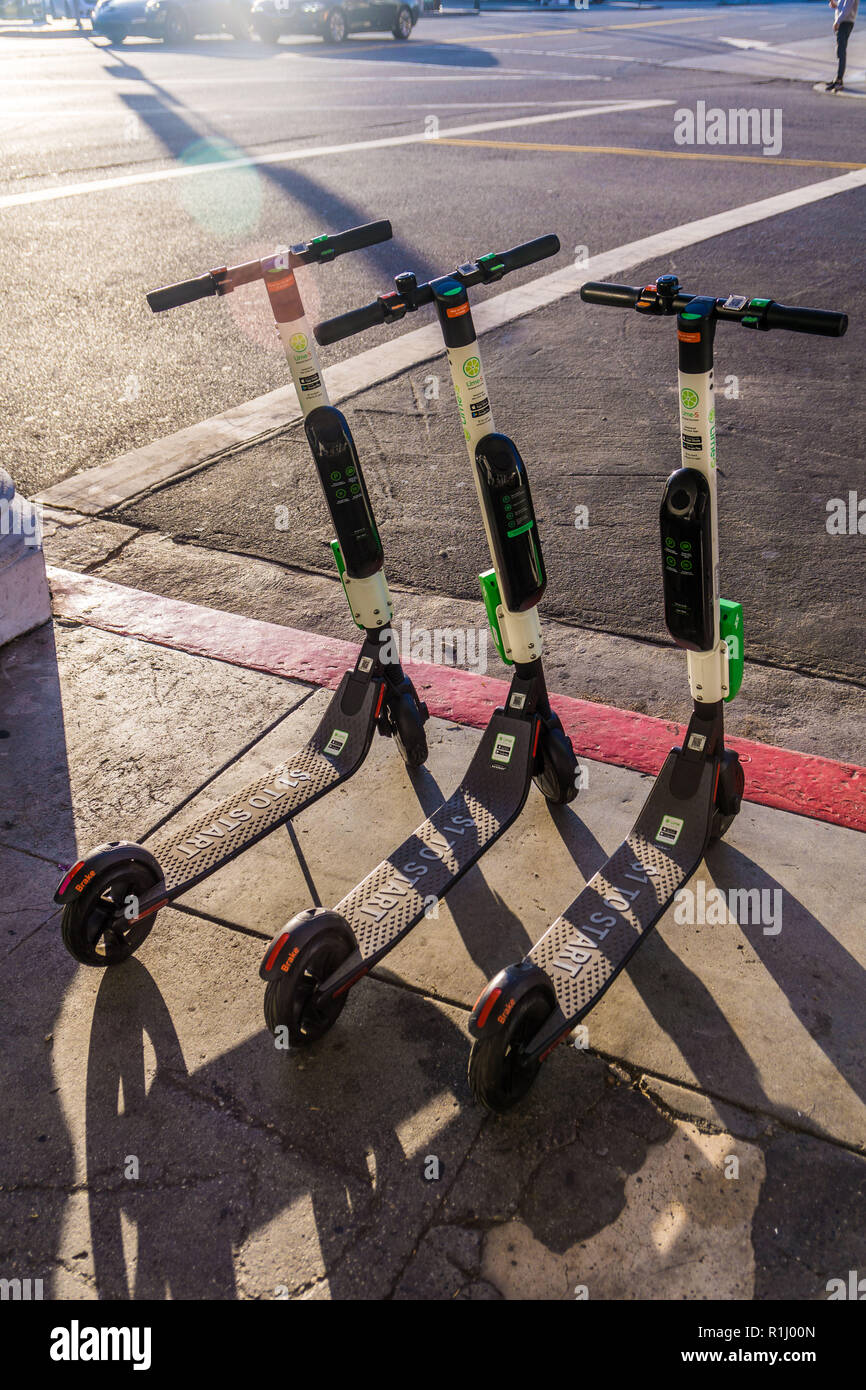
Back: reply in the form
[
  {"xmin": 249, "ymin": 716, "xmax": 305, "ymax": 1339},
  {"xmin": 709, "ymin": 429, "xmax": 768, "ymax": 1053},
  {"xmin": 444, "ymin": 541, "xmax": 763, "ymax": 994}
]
[{"xmin": 48, "ymin": 568, "xmax": 866, "ymax": 834}]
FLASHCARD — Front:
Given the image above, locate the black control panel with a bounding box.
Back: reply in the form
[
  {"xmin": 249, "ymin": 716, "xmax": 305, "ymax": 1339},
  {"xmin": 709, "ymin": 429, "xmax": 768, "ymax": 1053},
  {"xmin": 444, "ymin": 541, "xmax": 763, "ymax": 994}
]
[
  {"xmin": 660, "ymin": 467, "xmax": 714, "ymax": 651},
  {"xmin": 474, "ymin": 433, "xmax": 546, "ymax": 612},
  {"xmin": 305, "ymin": 406, "xmax": 383, "ymax": 579}
]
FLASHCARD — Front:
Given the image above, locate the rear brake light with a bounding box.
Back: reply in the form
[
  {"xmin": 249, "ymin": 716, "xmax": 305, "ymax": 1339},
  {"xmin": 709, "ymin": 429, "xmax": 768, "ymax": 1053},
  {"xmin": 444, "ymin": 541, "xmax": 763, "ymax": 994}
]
[
  {"xmin": 264, "ymin": 932, "xmax": 290, "ymax": 973},
  {"xmin": 57, "ymin": 861, "xmax": 85, "ymax": 895},
  {"xmin": 475, "ymin": 987, "xmax": 502, "ymax": 1029}
]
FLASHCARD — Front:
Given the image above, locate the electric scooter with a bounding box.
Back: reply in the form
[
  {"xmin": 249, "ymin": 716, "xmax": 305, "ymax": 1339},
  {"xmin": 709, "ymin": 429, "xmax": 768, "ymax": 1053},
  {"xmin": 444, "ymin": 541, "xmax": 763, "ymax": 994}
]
[
  {"xmin": 259, "ymin": 235, "xmax": 580, "ymax": 1046},
  {"xmin": 55, "ymin": 222, "xmax": 429, "ymax": 967},
  {"xmin": 468, "ymin": 274, "xmax": 848, "ymax": 1111}
]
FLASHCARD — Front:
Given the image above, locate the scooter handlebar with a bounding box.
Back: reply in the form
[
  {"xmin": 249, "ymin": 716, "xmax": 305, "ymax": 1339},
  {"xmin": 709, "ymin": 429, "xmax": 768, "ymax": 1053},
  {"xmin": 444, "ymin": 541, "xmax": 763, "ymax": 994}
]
[
  {"xmin": 580, "ymin": 282, "xmax": 641, "ymax": 309},
  {"xmin": 763, "ymin": 302, "xmax": 848, "ymax": 337},
  {"xmin": 492, "ymin": 233, "xmax": 560, "ymax": 274},
  {"xmin": 147, "ymin": 221, "xmax": 392, "ymax": 315},
  {"xmin": 314, "ymin": 299, "xmax": 388, "ymax": 346},
  {"xmin": 146, "ymin": 272, "xmax": 222, "ymax": 313},
  {"xmin": 315, "ymin": 233, "xmax": 561, "ymax": 344},
  {"xmin": 580, "ymin": 281, "xmax": 848, "ymax": 336},
  {"xmin": 313, "ymin": 219, "xmax": 392, "ymax": 263}
]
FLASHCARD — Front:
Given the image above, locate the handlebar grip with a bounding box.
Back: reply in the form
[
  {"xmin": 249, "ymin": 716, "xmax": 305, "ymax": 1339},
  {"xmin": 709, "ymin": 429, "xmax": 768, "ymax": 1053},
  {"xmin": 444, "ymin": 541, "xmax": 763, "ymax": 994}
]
[
  {"xmin": 496, "ymin": 234, "xmax": 560, "ymax": 274},
  {"xmin": 314, "ymin": 299, "xmax": 387, "ymax": 346},
  {"xmin": 579, "ymin": 282, "xmax": 641, "ymax": 309},
  {"xmin": 146, "ymin": 273, "xmax": 219, "ymax": 313},
  {"xmin": 764, "ymin": 302, "xmax": 848, "ymax": 337},
  {"xmin": 326, "ymin": 219, "xmax": 393, "ymax": 259}
]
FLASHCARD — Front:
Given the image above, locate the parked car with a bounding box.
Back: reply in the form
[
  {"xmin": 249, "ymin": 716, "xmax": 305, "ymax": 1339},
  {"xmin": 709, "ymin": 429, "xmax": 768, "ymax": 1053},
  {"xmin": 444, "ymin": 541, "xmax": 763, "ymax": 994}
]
[
  {"xmin": 144, "ymin": 0, "xmax": 251, "ymax": 41},
  {"xmin": 91, "ymin": 0, "xmax": 150, "ymax": 40},
  {"xmin": 251, "ymin": 0, "xmax": 420, "ymax": 45}
]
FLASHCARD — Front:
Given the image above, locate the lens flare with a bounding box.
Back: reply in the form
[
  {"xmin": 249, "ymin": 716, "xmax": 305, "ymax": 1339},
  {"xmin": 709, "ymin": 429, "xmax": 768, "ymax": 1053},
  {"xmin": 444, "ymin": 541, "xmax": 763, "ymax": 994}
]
[{"xmin": 177, "ymin": 138, "xmax": 263, "ymax": 240}]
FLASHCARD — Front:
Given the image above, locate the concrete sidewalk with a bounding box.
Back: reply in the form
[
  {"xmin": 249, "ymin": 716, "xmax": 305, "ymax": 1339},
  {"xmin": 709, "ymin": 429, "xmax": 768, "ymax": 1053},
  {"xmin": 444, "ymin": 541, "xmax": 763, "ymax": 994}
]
[{"xmin": 1, "ymin": 571, "xmax": 863, "ymax": 1300}]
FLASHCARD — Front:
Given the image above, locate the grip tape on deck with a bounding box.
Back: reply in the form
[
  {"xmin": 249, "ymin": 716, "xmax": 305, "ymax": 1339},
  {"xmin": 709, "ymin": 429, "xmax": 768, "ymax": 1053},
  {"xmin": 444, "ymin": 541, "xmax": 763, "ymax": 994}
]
[
  {"xmin": 340, "ymin": 714, "xmax": 536, "ymax": 962},
  {"xmin": 529, "ymin": 754, "xmax": 716, "ymax": 1020},
  {"xmin": 154, "ymin": 675, "xmax": 380, "ymax": 893}
]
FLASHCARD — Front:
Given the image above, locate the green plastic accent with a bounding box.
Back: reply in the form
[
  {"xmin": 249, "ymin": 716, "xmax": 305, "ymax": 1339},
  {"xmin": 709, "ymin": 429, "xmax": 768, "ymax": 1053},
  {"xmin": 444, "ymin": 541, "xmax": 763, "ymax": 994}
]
[
  {"xmin": 311, "ymin": 235, "xmax": 328, "ymax": 244},
  {"xmin": 478, "ymin": 569, "xmax": 512, "ymax": 665},
  {"xmin": 720, "ymin": 598, "xmax": 744, "ymax": 702},
  {"xmin": 330, "ymin": 540, "xmax": 364, "ymax": 631},
  {"xmin": 441, "ymin": 285, "xmax": 463, "ymax": 296},
  {"xmin": 506, "ymin": 520, "xmax": 534, "ymax": 539},
  {"xmin": 681, "ymin": 312, "xmax": 702, "ymax": 320},
  {"xmin": 749, "ymin": 297, "xmax": 770, "ymax": 307}
]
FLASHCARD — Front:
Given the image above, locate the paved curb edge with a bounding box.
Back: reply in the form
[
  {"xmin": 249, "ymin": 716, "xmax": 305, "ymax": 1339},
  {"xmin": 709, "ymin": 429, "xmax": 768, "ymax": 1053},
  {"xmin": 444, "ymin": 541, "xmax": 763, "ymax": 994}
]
[{"xmin": 47, "ymin": 567, "xmax": 866, "ymax": 833}]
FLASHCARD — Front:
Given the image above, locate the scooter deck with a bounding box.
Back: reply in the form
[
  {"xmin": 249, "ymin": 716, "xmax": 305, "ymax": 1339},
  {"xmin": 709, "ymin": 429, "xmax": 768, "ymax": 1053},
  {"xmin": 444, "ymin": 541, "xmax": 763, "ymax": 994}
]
[
  {"xmin": 525, "ymin": 750, "xmax": 716, "ymax": 1057},
  {"xmin": 328, "ymin": 712, "xmax": 537, "ymax": 979},
  {"xmin": 153, "ymin": 673, "xmax": 383, "ymax": 896}
]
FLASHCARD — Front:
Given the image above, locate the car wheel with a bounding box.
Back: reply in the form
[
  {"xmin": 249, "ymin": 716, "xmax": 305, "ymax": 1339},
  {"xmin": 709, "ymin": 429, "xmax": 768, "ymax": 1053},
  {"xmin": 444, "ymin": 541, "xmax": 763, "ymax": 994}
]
[
  {"xmin": 227, "ymin": 4, "xmax": 249, "ymax": 37},
  {"xmin": 163, "ymin": 6, "xmax": 192, "ymax": 42},
  {"xmin": 392, "ymin": 3, "xmax": 412, "ymax": 38},
  {"xmin": 103, "ymin": 27, "xmax": 126, "ymax": 42},
  {"xmin": 253, "ymin": 16, "xmax": 279, "ymax": 42},
  {"xmin": 323, "ymin": 7, "xmax": 346, "ymax": 41}
]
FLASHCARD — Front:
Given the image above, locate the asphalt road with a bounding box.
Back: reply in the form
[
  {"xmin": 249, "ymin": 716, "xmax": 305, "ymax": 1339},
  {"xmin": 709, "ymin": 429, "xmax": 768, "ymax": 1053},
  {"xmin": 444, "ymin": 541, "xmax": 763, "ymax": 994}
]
[{"xmin": 2, "ymin": 2, "xmax": 864, "ymax": 683}]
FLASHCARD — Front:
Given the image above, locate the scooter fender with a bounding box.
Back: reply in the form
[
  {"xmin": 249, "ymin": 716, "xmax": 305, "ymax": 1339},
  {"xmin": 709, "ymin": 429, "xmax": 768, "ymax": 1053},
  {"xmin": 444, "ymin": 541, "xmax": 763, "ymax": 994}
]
[
  {"xmin": 259, "ymin": 907, "xmax": 356, "ymax": 981},
  {"xmin": 54, "ymin": 841, "xmax": 164, "ymax": 906},
  {"xmin": 468, "ymin": 959, "xmax": 556, "ymax": 1039}
]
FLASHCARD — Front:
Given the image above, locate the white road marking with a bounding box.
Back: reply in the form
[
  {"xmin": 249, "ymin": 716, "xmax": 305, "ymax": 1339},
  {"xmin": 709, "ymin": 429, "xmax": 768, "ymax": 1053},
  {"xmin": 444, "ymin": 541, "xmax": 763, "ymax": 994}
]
[
  {"xmin": 0, "ymin": 98, "xmax": 669, "ymax": 209},
  {"xmin": 37, "ymin": 166, "xmax": 866, "ymax": 515}
]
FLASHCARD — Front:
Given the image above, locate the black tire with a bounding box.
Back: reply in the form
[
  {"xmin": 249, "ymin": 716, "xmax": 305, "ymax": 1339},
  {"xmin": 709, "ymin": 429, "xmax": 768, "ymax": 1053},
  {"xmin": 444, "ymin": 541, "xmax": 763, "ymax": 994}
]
[
  {"xmin": 103, "ymin": 27, "xmax": 126, "ymax": 42},
  {"xmin": 392, "ymin": 3, "xmax": 412, "ymax": 38},
  {"xmin": 162, "ymin": 7, "xmax": 191, "ymax": 42},
  {"xmin": 322, "ymin": 6, "xmax": 346, "ymax": 41},
  {"xmin": 384, "ymin": 690, "xmax": 429, "ymax": 769},
  {"xmin": 227, "ymin": 5, "xmax": 249, "ymax": 37},
  {"xmin": 253, "ymin": 16, "xmax": 278, "ymax": 42},
  {"xmin": 533, "ymin": 720, "xmax": 579, "ymax": 804},
  {"xmin": 61, "ymin": 860, "xmax": 162, "ymax": 967},
  {"xmin": 468, "ymin": 988, "xmax": 553, "ymax": 1113},
  {"xmin": 708, "ymin": 809, "xmax": 736, "ymax": 844},
  {"xmin": 707, "ymin": 750, "xmax": 744, "ymax": 845},
  {"xmin": 263, "ymin": 927, "xmax": 354, "ymax": 1046}
]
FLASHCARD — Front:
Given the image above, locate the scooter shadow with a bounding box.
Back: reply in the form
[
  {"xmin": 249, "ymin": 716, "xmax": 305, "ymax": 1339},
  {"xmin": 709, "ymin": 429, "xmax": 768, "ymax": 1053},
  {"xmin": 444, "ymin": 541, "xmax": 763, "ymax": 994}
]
[
  {"xmin": 541, "ymin": 783, "xmax": 865, "ymax": 1133},
  {"xmin": 399, "ymin": 750, "xmax": 588, "ymax": 979},
  {"xmin": 83, "ymin": 956, "xmax": 478, "ymax": 1298}
]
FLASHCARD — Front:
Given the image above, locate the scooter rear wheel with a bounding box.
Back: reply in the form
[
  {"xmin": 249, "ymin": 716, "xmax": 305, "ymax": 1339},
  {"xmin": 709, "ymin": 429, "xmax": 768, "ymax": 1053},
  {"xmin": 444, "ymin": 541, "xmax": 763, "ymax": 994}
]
[
  {"xmin": 468, "ymin": 989, "xmax": 552, "ymax": 1113},
  {"xmin": 61, "ymin": 860, "xmax": 161, "ymax": 967},
  {"xmin": 263, "ymin": 927, "xmax": 355, "ymax": 1046}
]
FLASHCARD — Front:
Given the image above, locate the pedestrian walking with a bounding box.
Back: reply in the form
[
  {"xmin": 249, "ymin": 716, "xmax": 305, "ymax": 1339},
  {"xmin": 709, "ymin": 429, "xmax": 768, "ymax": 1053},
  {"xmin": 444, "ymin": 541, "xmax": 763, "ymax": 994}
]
[{"xmin": 826, "ymin": 0, "xmax": 858, "ymax": 91}]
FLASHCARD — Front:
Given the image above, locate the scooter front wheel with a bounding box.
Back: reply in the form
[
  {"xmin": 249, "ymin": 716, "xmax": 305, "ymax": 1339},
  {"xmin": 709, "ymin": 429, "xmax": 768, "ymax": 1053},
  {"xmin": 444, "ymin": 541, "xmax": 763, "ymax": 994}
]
[
  {"xmin": 61, "ymin": 860, "xmax": 162, "ymax": 966},
  {"xmin": 468, "ymin": 989, "xmax": 552, "ymax": 1113},
  {"xmin": 533, "ymin": 718, "xmax": 579, "ymax": 804},
  {"xmin": 708, "ymin": 749, "xmax": 745, "ymax": 845},
  {"xmin": 263, "ymin": 926, "xmax": 355, "ymax": 1046},
  {"xmin": 384, "ymin": 689, "xmax": 429, "ymax": 770}
]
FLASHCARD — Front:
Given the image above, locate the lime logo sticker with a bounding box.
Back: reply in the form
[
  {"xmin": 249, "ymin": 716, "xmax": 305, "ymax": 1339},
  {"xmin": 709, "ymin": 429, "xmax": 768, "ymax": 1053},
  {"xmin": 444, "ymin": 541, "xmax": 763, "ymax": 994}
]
[
  {"xmin": 681, "ymin": 388, "xmax": 699, "ymax": 409},
  {"xmin": 656, "ymin": 814, "xmax": 684, "ymax": 847},
  {"xmin": 290, "ymin": 333, "xmax": 308, "ymax": 352},
  {"xmin": 492, "ymin": 733, "xmax": 516, "ymax": 766},
  {"xmin": 325, "ymin": 729, "xmax": 349, "ymax": 757},
  {"xmin": 463, "ymin": 356, "xmax": 481, "ymax": 379}
]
